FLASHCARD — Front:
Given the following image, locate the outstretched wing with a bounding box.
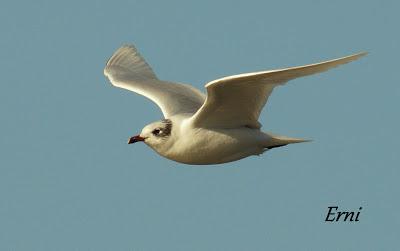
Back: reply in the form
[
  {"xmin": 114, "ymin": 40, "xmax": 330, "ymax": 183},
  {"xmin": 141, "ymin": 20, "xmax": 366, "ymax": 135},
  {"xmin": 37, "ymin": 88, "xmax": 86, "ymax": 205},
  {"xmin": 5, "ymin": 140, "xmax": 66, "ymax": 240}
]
[
  {"xmin": 104, "ymin": 45, "xmax": 205, "ymax": 118},
  {"xmin": 189, "ymin": 52, "xmax": 367, "ymax": 129}
]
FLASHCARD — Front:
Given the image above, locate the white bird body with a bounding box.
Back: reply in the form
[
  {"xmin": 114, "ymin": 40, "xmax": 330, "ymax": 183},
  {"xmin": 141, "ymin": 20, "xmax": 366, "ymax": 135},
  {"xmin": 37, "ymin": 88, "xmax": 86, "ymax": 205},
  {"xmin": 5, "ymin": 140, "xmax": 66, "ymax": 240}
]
[
  {"xmin": 151, "ymin": 114, "xmax": 270, "ymax": 164},
  {"xmin": 104, "ymin": 44, "xmax": 366, "ymax": 165}
]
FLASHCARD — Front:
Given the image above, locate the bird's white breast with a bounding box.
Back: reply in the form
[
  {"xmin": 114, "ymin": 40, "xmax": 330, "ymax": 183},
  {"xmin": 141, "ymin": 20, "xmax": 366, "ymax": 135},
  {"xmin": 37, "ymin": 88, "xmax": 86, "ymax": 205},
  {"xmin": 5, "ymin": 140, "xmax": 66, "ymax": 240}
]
[{"xmin": 161, "ymin": 122, "xmax": 268, "ymax": 165}]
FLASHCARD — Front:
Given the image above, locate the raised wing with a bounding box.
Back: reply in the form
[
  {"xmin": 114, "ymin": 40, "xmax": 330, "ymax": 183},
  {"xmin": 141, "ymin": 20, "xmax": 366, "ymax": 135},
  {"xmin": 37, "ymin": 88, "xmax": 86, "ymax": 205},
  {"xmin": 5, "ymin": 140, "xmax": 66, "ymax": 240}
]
[
  {"xmin": 190, "ymin": 52, "xmax": 367, "ymax": 129},
  {"xmin": 104, "ymin": 45, "xmax": 205, "ymax": 118}
]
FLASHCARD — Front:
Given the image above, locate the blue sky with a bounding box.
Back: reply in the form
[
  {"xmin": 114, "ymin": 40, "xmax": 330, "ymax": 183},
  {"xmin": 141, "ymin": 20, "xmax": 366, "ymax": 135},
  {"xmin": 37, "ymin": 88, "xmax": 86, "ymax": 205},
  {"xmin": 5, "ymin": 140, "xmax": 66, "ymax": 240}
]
[{"xmin": 0, "ymin": 0, "xmax": 399, "ymax": 250}]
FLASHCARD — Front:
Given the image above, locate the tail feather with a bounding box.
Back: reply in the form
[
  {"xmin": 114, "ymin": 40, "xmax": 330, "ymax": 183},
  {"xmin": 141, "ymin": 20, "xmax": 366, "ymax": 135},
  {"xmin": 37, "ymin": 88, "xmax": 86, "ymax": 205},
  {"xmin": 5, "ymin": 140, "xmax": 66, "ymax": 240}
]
[{"xmin": 266, "ymin": 134, "xmax": 311, "ymax": 149}]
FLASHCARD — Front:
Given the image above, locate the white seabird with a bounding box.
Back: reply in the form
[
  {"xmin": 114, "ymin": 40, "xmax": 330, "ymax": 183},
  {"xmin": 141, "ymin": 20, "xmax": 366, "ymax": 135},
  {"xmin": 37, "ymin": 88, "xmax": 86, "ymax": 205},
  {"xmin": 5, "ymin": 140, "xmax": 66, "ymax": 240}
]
[{"xmin": 104, "ymin": 45, "xmax": 366, "ymax": 165}]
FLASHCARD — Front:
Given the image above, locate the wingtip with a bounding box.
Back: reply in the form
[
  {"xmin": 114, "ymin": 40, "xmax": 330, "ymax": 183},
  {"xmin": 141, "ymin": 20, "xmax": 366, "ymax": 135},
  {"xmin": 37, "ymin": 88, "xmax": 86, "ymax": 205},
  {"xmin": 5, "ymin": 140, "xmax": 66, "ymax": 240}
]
[
  {"xmin": 104, "ymin": 43, "xmax": 158, "ymax": 81},
  {"xmin": 119, "ymin": 43, "xmax": 137, "ymax": 51},
  {"xmin": 105, "ymin": 44, "xmax": 137, "ymax": 67},
  {"xmin": 346, "ymin": 51, "xmax": 368, "ymax": 61},
  {"xmin": 355, "ymin": 51, "xmax": 368, "ymax": 58}
]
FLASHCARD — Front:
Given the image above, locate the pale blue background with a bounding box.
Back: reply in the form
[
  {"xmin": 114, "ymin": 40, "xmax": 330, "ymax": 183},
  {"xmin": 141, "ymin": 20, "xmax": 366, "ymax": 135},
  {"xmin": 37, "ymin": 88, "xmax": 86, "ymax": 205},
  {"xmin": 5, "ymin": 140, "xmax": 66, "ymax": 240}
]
[{"xmin": 1, "ymin": 0, "xmax": 399, "ymax": 250}]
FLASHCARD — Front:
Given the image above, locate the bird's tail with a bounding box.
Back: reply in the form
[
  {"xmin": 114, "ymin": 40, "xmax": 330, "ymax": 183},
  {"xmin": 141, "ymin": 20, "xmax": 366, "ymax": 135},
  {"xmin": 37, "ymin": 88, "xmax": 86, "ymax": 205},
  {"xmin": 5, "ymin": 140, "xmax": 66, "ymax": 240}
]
[{"xmin": 265, "ymin": 134, "xmax": 311, "ymax": 149}]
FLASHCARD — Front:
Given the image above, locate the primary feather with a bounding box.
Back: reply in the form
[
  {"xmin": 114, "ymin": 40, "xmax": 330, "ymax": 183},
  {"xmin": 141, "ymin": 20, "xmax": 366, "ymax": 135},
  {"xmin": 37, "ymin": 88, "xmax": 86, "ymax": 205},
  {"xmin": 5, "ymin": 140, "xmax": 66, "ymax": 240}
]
[{"xmin": 104, "ymin": 45, "xmax": 205, "ymax": 118}]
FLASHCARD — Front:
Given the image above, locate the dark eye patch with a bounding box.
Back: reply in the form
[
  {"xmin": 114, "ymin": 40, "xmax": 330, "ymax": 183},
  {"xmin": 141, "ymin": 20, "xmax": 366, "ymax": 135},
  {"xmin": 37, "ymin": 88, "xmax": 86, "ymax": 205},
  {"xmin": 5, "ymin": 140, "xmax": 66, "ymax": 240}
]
[
  {"xmin": 152, "ymin": 120, "xmax": 172, "ymax": 138},
  {"xmin": 152, "ymin": 129, "xmax": 161, "ymax": 135}
]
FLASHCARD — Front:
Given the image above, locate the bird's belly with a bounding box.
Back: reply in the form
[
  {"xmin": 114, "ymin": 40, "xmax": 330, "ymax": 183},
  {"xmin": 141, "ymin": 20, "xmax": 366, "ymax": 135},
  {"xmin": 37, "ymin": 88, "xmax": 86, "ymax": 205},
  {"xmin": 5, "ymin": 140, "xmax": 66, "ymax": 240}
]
[{"xmin": 164, "ymin": 128, "xmax": 266, "ymax": 165}]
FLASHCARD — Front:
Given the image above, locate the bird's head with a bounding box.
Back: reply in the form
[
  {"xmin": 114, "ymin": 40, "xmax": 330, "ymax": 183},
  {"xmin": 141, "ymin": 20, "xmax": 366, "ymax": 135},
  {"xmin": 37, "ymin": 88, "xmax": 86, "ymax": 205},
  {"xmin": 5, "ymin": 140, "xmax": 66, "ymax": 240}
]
[{"xmin": 128, "ymin": 119, "xmax": 173, "ymax": 150}]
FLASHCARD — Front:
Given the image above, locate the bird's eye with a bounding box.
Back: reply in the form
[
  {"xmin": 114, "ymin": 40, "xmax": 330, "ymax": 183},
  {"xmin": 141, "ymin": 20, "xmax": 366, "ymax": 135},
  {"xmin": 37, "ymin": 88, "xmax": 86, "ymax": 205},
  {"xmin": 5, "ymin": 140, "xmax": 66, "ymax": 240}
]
[{"xmin": 152, "ymin": 129, "xmax": 161, "ymax": 136}]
